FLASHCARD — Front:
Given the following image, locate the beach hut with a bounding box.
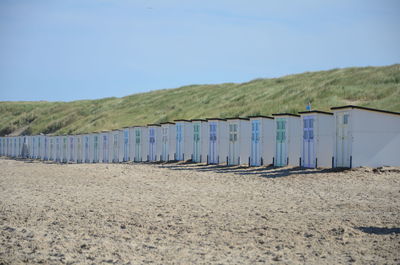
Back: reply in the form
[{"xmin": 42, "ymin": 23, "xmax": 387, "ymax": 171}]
[
  {"xmin": 101, "ymin": 131, "xmax": 111, "ymax": 163},
  {"xmin": 61, "ymin": 135, "xmax": 68, "ymax": 163},
  {"xmin": 206, "ymin": 118, "xmax": 229, "ymax": 164},
  {"xmin": 122, "ymin": 127, "xmax": 131, "ymax": 162},
  {"xmin": 160, "ymin": 122, "xmax": 176, "ymax": 162},
  {"xmin": 191, "ymin": 119, "xmax": 208, "ymax": 163},
  {"xmin": 248, "ymin": 116, "xmax": 275, "ymax": 166},
  {"xmin": 0, "ymin": 137, "xmax": 3, "ymax": 156},
  {"xmin": 54, "ymin": 136, "xmax": 61, "ymax": 162},
  {"xmin": 109, "ymin": 130, "xmax": 121, "ymax": 163},
  {"xmin": 147, "ymin": 124, "xmax": 161, "ymax": 162},
  {"xmin": 91, "ymin": 133, "xmax": 100, "ymax": 163},
  {"xmin": 130, "ymin": 126, "xmax": 148, "ymax": 162},
  {"xmin": 83, "ymin": 134, "xmax": 91, "ymax": 163},
  {"xmin": 298, "ymin": 110, "xmax": 334, "ymax": 168},
  {"xmin": 174, "ymin": 120, "xmax": 193, "ymax": 161},
  {"xmin": 272, "ymin": 113, "xmax": 301, "ymax": 167},
  {"xmin": 331, "ymin": 105, "xmax": 400, "ymax": 168},
  {"xmin": 74, "ymin": 135, "xmax": 83, "ymax": 163},
  {"xmin": 67, "ymin": 135, "xmax": 75, "ymax": 163},
  {"xmin": 226, "ymin": 118, "xmax": 251, "ymax": 165},
  {"xmin": 0, "ymin": 137, "xmax": 4, "ymax": 156},
  {"xmin": 43, "ymin": 136, "xmax": 49, "ymax": 160}
]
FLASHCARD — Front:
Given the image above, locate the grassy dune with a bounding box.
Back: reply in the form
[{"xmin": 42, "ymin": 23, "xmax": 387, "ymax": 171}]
[{"xmin": 0, "ymin": 64, "xmax": 399, "ymax": 136}]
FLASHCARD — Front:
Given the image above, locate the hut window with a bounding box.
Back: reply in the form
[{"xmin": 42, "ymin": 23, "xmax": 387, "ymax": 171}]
[{"xmin": 343, "ymin": 114, "xmax": 349, "ymax": 124}]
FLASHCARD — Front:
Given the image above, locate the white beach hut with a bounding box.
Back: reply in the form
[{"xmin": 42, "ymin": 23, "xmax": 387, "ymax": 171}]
[
  {"xmin": 173, "ymin": 120, "xmax": 193, "ymax": 161},
  {"xmin": 67, "ymin": 135, "xmax": 75, "ymax": 163},
  {"xmin": 298, "ymin": 110, "xmax": 334, "ymax": 168},
  {"xmin": 331, "ymin": 105, "xmax": 400, "ymax": 168},
  {"xmin": 83, "ymin": 134, "xmax": 91, "ymax": 163},
  {"xmin": 226, "ymin": 118, "xmax": 251, "ymax": 165},
  {"xmin": 248, "ymin": 116, "xmax": 275, "ymax": 166},
  {"xmin": 74, "ymin": 135, "xmax": 83, "ymax": 163},
  {"xmin": 43, "ymin": 136, "xmax": 49, "ymax": 160},
  {"xmin": 37, "ymin": 135, "xmax": 44, "ymax": 159},
  {"xmin": 147, "ymin": 124, "xmax": 161, "ymax": 162},
  {"xmin": 130, "ymin": 126, "xmax": 148, "ymax": 162},
  {"xmin": 91, "ymin": 133, "xmax": 101, "ymax": 163},
  {"xmin": 109, "ymin": 130, "xmax": 121, "ymax": 163},
  {"xmin": 160, "ymin": 122, "xmax": 176, "ymax": 162},
  {"xmin": 122, "ymin": 127, "xmax": 131, "ymax": 162},
  {"xmin": 0, "ymin": 137, "xmax": 3, "ymax": 156},
  {"xmin": 191, "ymin": 119, "xmax": 208, "ymax": 163},
  {"xmin": 54, "ymin": 136, "xmax": 62, "ymax": 162},
  {"xmin": 61, "ymin": 135, "xmax": 69, "ymax": 163},
  {"xmin": 272, "ymin": 113, "xmax": 301, "ymax": 167},
  {"xmin": 206, "ymin": 118, "xmax": 229, "ymax": 164},
  {"xmin": 99, "ymin": 131, "xmax": 111, "ymax": 163}
]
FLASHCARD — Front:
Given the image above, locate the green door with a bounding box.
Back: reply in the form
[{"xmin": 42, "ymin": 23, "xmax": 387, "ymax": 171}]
[
  {"xmin": 193, "ymin": 124, "xmax": 201, "ymax": 162},
  {"xmin": 275, "ymin": 118, "xmax": 287, "ymax": 166}
]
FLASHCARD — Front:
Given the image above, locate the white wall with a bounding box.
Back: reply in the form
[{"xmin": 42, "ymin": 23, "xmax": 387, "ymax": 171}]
[{"xmin": 351, "ymin": 109, "xmax": 400, "ymax": 167}]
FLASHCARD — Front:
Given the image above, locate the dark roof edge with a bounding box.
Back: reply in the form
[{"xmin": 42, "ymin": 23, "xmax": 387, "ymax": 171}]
[
  {"xmin": 173, "ymin": 119, "xmax": 192, "ymax": 122},
  {"xmin": 225, "ymin": 117, "xmax": 250, "ymax": 121},
  {"xmin": 160, "ymin": 122, "xmax": 175, "ymax": 125},
  {"xmin": 272, "ymin": 113, "xmax": 301, "ymax": 117},
  {"xmin": 298, "ymin": 110, "xmax": 333, "ymax": 115},
  {"xmin": 330, "ymin": 105, "xmax": 400, "ymax": 116},
  {"xmin": 247, "ymin": 115, "xmax": 274, "ymax": 119},
  {"xmin": 147, "ymin": 124, "xmax": 161, "ymax": 127},
  {"xmin": 205, "ymin": 118, "xmax": 227, "ymax": 121},
  {"xmin": 190, "ymin": 119, "xmax": 207, "ymax": 122}
]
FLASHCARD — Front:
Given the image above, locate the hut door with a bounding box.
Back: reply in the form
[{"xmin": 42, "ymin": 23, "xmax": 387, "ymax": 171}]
[
  {"xmin": 336, "ymin": 112, "xmax": 351, "ymax": 167},
  {"xmin": 149, "ymin": 128, "xmax": 156, "ymax": 161},
  {"xmin": 94, "ymin": 136, "xmax": 99, "ymax": 162},
  {"xmin": 251, "ymin": 120, "xmax": 261, "ymax": 166},
  {"xmin": 162, "ymin": 127, "xmax": 169, "ymax": 161},
  {"xmin": 124, "ymin": 130, "xmax": 129, "ymax": 162},
  {"xmin": 302, "ymin": 116, "xmax": 315, "ymax": 168},
  {"xmin": 193, "ymin": 124, "xmax": 201, "ymax": 162},
  {"xmin": 103, "ymin": 135, "xmax": 108, "ymax": 163},
  {"xmin": 135, "ymin": 130, "xmax": 141, "ymax": 162},
  {"xmin": 229, "ymin": 123, "xmax": 238, "ymax": 165},
  {"xmin": 113, "ymin": 134, "xmax": 118, "ymax": 162},
  {"xmin": 84, "ymin": 136, "xmax": 89, "ymax": 162},
  {"xmin": 176, "ymin": 125, "xmax": 183, "ymax": 160},
  {"xmin": 70, "ymin": 137, "xmax": 74, "ymax": 162},
  {"xmin": 275, "ymin": 119, "xmax": 287, "ymax": 166},
  {"xmin": 209, "ymin": 123, "xmax": 217, "ymax": 164}
]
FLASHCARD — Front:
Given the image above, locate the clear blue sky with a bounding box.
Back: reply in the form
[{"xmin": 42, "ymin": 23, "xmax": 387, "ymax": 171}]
[{"xmin": 0, "ymin": 0, "xmax": 399, "ymax": 102}]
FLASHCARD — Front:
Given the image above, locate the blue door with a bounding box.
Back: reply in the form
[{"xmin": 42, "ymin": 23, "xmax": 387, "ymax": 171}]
[
  {"xmin": 103, "ymin": 135, "xmax": 109, "ymax": 162},
  {"xmin": 208, "ymin": 123, "xmax": 217, "ymax": 164},
  {"xmin": 251, "ymin": 120, "xmax": 261, "ymax": 166},
  {"xmin": 149, "ymin": 128, "xmax": 156, "ymax": 161},
  {"xmin": 84, "ymin": 136, "xmax": 90, "ymax": 162},
  {"xmin": 135, "ymin": 129, "xmax": 141, "ymax": 162},
  {"xmin": 176, "ymin": 124, "xmax": 183, "ymax": 160},
  {"xmin": 302, "ymin": 116, "xmax": 315, "ymax": 168},
  {"xmin": 123, "ymin": 130, "xmax": 129, "ymax": 161}
]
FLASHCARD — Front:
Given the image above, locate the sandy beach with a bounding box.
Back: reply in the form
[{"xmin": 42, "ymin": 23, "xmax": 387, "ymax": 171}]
[{"xmin": 0, "ymin": 158, "xmax": 399, "ymax": 264}]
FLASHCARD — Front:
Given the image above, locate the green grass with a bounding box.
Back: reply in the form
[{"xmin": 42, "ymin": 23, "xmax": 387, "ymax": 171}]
[{"xmin": 1, "ymin": 64, "xmax": 399, "ymax": 136}]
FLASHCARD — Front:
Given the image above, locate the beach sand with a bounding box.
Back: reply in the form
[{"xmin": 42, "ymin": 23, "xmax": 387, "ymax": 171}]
[{"xmin": 0, "ymin": 158, "xmax": 399, "ymax": 264}]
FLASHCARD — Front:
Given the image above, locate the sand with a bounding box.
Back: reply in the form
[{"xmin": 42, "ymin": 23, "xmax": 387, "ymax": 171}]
[{"xmin": 0, "ymin": 158, "xmax": 399, "ymax": 265}]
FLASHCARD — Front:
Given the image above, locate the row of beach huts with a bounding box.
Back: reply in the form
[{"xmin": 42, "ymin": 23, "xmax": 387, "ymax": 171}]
[{"xmin": 1, "ymin": 105, "xmax": 399, "ymax": 168}]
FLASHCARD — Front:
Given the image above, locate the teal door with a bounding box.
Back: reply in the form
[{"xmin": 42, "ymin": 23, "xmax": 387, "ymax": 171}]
[
  {"xmin": 193, "ymin": 124, "xmax": 201, "ymax": 162},
  {"xmin": 135, "ymin": 129, "xmax": 141, "ymax": 162},
  {"xmin": 275, "ymin": 118, "xmax": 287, "ymax": 166}
]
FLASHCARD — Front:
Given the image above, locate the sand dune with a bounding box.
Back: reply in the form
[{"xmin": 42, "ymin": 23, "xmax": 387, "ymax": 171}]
[{"xmin": 0, "ymin": 158, "xmax": 399, "ymax": 264}]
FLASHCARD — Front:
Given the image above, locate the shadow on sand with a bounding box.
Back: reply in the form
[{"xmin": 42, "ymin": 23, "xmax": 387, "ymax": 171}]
[
  {"xmin": 157, "ymin": 162, "xmax": 348, "ymax": 178},
  {"xmin": 356, "ymin": 226, "xmax": 400, "ymax": 235}
]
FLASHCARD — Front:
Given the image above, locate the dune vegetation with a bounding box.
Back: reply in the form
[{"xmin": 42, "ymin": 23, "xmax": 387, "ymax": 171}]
[{"xmin": 0, "ymin": 64, "xmax": 399, "ymax": 136}]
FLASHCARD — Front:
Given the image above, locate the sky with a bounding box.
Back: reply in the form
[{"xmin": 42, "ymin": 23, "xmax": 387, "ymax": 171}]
[{"xmin": 0, "ymin": 0, "xmax": 399, "ymax": 102}]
